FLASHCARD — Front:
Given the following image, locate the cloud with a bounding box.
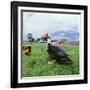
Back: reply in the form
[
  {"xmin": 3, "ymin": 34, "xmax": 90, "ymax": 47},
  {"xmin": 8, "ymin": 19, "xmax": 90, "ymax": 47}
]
[
  {"xmin": 23, "ymin": 12, "xmax": 80, "ymax": 40},
  {"xmin": 51, "ymin": 31, "xmax": 79, "ymax": 41}
]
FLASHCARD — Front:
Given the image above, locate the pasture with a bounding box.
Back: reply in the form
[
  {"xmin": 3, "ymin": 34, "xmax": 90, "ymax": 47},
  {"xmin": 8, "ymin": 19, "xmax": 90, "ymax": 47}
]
[{"xmin": 22, "ymin": 41, "xmax": 79, "ymax": 77}]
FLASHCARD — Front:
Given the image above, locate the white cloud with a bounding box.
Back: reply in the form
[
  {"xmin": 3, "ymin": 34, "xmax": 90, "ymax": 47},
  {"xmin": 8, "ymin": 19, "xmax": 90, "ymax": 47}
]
[{"xmin": 23, "ymin": 12, "xmax": 81, "ymax": 40}]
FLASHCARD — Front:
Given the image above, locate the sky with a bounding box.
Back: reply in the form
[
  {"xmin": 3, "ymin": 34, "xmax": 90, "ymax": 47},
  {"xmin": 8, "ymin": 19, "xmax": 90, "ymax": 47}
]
[{"xmin": 23, "ymin": 11, "xmax": 81, "ymax": 41}]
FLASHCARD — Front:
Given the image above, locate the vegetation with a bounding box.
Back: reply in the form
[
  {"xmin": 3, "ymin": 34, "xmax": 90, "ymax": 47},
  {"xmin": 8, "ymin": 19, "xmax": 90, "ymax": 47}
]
[{"xmin": 22, "ymin": 41, "xmax": 79, "ymax": 77}]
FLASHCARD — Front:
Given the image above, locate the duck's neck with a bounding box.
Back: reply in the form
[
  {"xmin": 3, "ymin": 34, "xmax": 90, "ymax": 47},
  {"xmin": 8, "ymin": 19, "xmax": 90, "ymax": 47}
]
[
  {"xmin": 47, "ymin": 38, "xmax": 51, "ymax": 44},
  {"xmin": 46, "ymin": 38, "xmax": 52, "ymax": 50}
]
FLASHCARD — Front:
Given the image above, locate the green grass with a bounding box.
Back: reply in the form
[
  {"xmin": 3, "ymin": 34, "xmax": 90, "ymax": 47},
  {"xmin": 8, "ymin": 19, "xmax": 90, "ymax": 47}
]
[{"xmin": 22, "ymin": 41, "xmax": 79, "ymax": 77}]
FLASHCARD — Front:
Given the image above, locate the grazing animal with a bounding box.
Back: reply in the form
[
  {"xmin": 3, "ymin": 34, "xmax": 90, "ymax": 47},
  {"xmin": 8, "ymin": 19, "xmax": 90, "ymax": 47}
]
[
  {"xmin": 23, "ymin": 45, "xmax": 31, "ymax": 56},
  {"xmin": 47, "ymin": 38, "xmax": 70, "ymax": 64}
]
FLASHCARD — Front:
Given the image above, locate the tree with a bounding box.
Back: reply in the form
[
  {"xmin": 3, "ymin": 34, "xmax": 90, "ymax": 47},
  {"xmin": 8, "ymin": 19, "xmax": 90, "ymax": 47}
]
[
  {"xmin": 41, "ymin": 33, "xmax": 50, "ymax": 41},
  {"xmin": 41, "ymin": 36, "xmax": 47, "ymax": 41},
  {"xmin": 36, "ymin": 38, "xmax": 40, "ymax": 42},
  {"xmin": 27, "ymin": 33, "xmax": 33, "ymax": 42},
  {"xmin": 32, "ymin": 38, "xmax": 35, "ymax": 42}
]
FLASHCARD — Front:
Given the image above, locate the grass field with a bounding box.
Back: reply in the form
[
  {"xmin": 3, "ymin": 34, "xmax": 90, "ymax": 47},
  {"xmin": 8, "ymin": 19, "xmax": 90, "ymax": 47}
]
[{"xmin": 22, "ymin": 41, "xmax": 79, "ymax": 77}]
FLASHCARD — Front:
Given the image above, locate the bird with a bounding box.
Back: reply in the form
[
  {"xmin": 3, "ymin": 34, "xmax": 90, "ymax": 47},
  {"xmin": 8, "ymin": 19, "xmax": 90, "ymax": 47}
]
[{"xmin": 47, "ymin": 38, "xmax": 70, "ymax": 64}]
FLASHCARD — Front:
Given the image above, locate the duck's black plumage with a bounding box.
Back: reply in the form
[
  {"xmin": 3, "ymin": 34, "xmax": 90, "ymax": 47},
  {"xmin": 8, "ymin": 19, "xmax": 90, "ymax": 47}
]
[{"xmin": 47, "ymin": 43, "xmax": 70, "ymax": 61}]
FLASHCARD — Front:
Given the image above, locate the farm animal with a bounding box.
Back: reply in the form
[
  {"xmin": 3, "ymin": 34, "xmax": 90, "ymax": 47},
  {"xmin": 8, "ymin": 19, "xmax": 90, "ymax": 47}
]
[
  {"xmin": 23, "ymin": 45, "xmax": 31, "ymax": 56},
  {"xmin": 47, "ymin": 38, "xmax": 70, "ymax": 64}
]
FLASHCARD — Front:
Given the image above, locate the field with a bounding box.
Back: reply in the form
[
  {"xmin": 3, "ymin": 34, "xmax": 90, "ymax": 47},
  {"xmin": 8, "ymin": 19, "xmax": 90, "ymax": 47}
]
[{"xmin": 22, "ymin": 41, "xmax": 79, "ymax": 77}]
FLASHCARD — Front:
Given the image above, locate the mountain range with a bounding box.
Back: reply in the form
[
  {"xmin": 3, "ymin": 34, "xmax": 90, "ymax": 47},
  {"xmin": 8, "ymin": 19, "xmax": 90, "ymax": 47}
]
[{"xmin": 51, "ymin": 30, "xmax": 79, "ymax": 42}]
